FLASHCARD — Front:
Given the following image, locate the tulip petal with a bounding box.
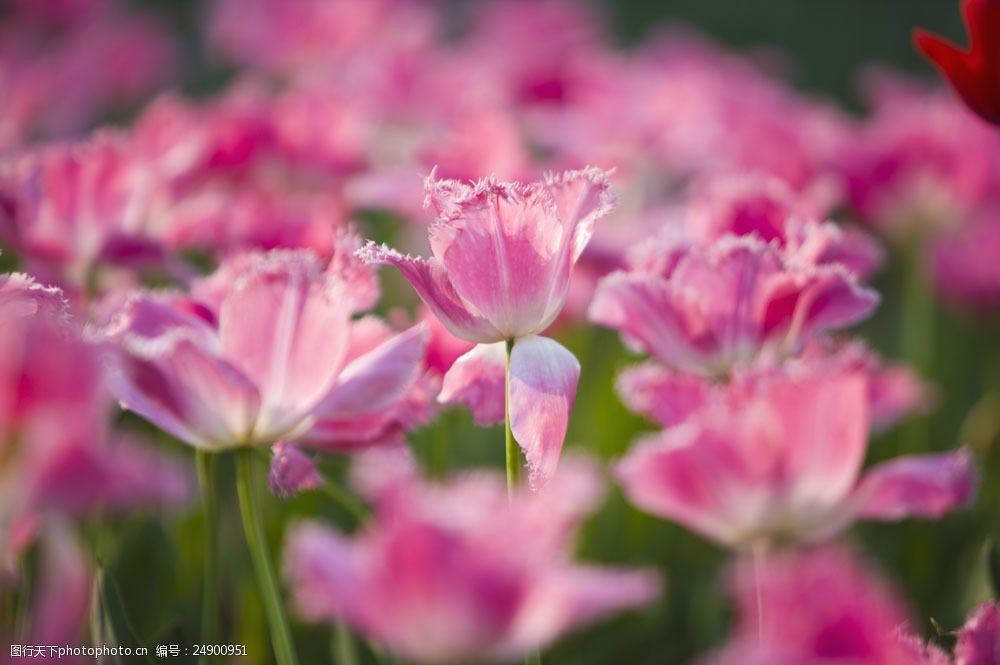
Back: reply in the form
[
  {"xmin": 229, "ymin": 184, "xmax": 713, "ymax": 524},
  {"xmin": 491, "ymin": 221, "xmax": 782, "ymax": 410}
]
[
  {"xmin": 616, "ymin": 361, "xmax": 712, "ymax": 427},
  {"xmin": 508, "ymin": 336, "xmax": 580, "ymax": 486},
  {"xmin": 317, "ymin": 324, "xmax": 428, "ymax": 419},
  {"xmin": 854, "ymin": 449, "xmax": 976, "ymax": 521},
  {"xmin": 112, "ymin": 337, "xmax": 262, "ymax": 449},
  {"xmin": 358, "ymin": 241, "xmax": 503, "ymax": 343},
  {"xmin": 219, "ymin": 251, "xmax": 350, "ymax": 440},
  {"xmin": 439, "ymin": 342, "xmax": 507, "ymax": 426}
]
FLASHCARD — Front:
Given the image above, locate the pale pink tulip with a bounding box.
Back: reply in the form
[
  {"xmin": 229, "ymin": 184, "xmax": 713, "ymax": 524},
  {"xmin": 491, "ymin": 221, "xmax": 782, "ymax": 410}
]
[
  {"xmin": 99, "ymin": 247, "xmax": 426, "ymax": 453},
  {"xmin": 616, "ymin": 362, "xmax": 974, "ymax": 548},
  {"xmin": 284, "ymin": 457, "xmax": 660, "ymax": 664},
  {"xmin": 360, "ymin": 169, "xmax": 616, "ymax": 484}
]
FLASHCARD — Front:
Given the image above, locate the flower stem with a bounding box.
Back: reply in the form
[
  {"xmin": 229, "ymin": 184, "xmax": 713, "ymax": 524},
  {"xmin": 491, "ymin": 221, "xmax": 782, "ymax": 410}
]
[
  {"xmin": 235, "ymin": 449, "xmax": 299, "ymax": 665},
  {"xmin": 333, "ymin": 621, "xmax": 359, "ymax": 665},
  {"xmin": 752, "ymin": 543, "xmax": 767, "ymax": 645},
  {"xmin": 196, "ymin": 450, "xmax": 220, "ymax": 664},
  {"xmin": 504, "ymin": 338, "xmax": 520, "ymax": 495},
  {"xmin": 900, "ymin": 235, "xmax": 934, "ymax": 451}
]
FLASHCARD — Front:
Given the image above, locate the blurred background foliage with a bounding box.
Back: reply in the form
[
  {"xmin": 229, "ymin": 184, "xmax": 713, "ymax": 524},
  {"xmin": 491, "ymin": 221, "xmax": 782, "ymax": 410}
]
[{"xmin": 72, "ymin": 1, "xmax": 1000, "ymax": 664}]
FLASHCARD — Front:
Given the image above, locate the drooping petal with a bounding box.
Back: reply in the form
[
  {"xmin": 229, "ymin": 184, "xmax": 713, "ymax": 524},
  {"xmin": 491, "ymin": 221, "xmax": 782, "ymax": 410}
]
[
  {"xmin": 269, "ymin": 442, "xmax": 324, "ymax": 498},
  {"xmin": 317, "ymin": 324, "xmax": 428, "ymax": 420},
  {"xmin": 439, "ymin": 342, "xmax": 507, "ymax": 426},
  {"xmin": 853, "ymin": 449, "xmax": 976, "ymax": 521},
  {"xmin": 357, "ymin": 241, "xmax": 503, "ymax": 343},
  {"xmin": 508, "ymin": 336, "xmax": 580, "ymax": 486}
]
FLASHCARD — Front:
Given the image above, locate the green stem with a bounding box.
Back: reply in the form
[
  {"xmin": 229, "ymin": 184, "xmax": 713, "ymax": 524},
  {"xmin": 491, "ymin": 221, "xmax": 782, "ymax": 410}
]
[
  {"xmin": 900, "ymin": 235, "xmax": 934, "ymax": 452},
  {"xmin": 900, "ymin": 236, "xmax": 935, "ymax": 376},
  {"xmin": 505, "ymin": 342, "xmax": 540, "ymax": 665},
  {"xmin": 196, "ymin": 451, "xmax": 220, "ymax": 664},
  {"xmin": 333, "ymin": 621, "xmax": 359, "ymax": 665},
  {"xmin": 504, "ymin": 338, "xmax": 520, "ymax": 495},
  {"xmin": 235, "ymin": 449, "xmax": 299, "ymax": 665}
]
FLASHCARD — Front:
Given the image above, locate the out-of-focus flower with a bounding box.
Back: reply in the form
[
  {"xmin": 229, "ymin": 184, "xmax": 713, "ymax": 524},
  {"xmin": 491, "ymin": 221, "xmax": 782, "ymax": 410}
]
[
  {"xmin": 616, "ymin": 342, "xmax": 931, "ymax": 434},
  {"xmin": 1, "ymin": 524, "xmax": 92, "ymax": 661},
  {"xmin": 840, "ymin": 73, "xmax": 1000, "ymax": 238},
  {"xmin": 684, "ymin": 174, "xmax": 883, "ymax": 279},
  {"xmin": 268, "ymin": 441, "xmax": 324, "ymax": 498},
  {"xmin": 0, "ymin": 287, "xmax": 188, "ymax": 557},
  {"xmin": 360, "ymin": 169, "xmax": 616, "ymax": 484},
  {"xmin": 97, "ymin": 247, "xmax": 426, "ymax": 452},
  {"xmin": 701, "ymin": 547, "xmax": 949, "ymax": 665},
  {"xmin": 915, "ymin": 0, "xmax": 1000, "ymax": 126},
  {"xmin": 284, "ymin": 457, "xmax": 660, "ymax": 664},
  {"xmin": 207, "ymin": 0, "xmax": 437, "ymax": 82},
  {"xmin": 616, "ymin": 362, "xmax": 974, "ymax": 548},
  {"xmin": 0, "ymin": 132, "xmax": 169, "ymax": 296},
  {"xmin": 0, "ymin": 0, "xmax": 175, "ymax": 150},
  {"xmin": 955, "ymin": 602, "xmax": 1000, "ymax": 665},
  {"xmin": 590, "ymin": 233, "xmax": 878, "ymax": 379},
  {"xmin": 932, "ymin": 212, "xmax": 1000, "ymax": 310}
]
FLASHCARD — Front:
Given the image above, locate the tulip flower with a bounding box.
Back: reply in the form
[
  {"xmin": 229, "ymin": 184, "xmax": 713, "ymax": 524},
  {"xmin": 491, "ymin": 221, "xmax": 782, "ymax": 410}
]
[
  {"xmin": 284, "ymin": 456, "xmax": 660, "ymax": 664},
  {"xmin": 701, "ymin": 547, "xmax": 949, "ymax": 665},
  {"xmin": 0, "ymin": 132, "xmax": 170, "ymax": 298},
  {"xmin": 916, "ymin": 0, "xmax": 1000, "ymax": 126},
  {"xmin": 98, "ymin": 246, "xmax": 426, "ymax": 665},
  {"xmin": 954, "ymin": 602, "xmax": 1000, "ymax": 665},
  {"xmin": 359, "ymin": 168, "xmax": 616, "ymax": 487},
  {"xmin": 616, "ymin": 342, "xmax": 932, "ymax": 434},
  {"xmin": 590, "ymin": 233, "xmax": 879, "ymax": 379},
  {"xmin": 0, "ymin": 292, "xmax": 187, "ymax": 555},
  {"xmin": 616, "ymin": 361, "xmax": 974, "ymax": 549}
]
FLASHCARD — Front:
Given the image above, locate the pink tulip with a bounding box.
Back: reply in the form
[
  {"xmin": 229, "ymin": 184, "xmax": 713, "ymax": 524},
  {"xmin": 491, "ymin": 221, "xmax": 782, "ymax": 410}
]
[
  {"xmin": 360, "ymin": 169, "xmax": 616, "ymax": 484},
  {"xmin": 0, "ymin": 132, "xmax": 168, "ymax": 295},
  {"xmin": 955, "ymin": 602, "xmax": 1000, "ymax": 665},
  {"xmin": 284, "ymin": 457, "xmax": 660, "ymax": 664},
  {"xmin": 616, "ymin": 341, "xmax": 931, "ymax": 434},
  {"xmin": 839, "ymin": 72, "xmax": 1000, "ymax": 239},
  {"xmin": 702, "ymin": 547, "xmax": 949, "ymax": 665},
  {"xmin": 0, "ymin": 288, "xmax": 188, "ymax": 556},
  {"xmin": 590, "ymin": 233, "xmax": 879, "ymax": 378},
  {"xmin": 931, "ymin": 212, "xmax": 1000, "ymax": 311},
  {"xmin": 0, "ymin": 0, "xmax": 175, "ymax": 150},
  {"xmin": 616, "ymin": 361, "xmax": 974, "ymax": 548},
  {"xmin": 98, "ymin": 247, "xmax": 426, "ymax": 452},
  {"xmin": 685, "ymin": 174, "xmax": 883, "ymax": 279}
]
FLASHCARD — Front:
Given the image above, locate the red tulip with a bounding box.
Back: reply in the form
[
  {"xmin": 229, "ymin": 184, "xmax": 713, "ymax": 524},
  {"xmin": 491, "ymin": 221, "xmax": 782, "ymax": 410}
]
[{"xmin": 915, "ymin": 0, "xmax": 1000, "ymax": 125}]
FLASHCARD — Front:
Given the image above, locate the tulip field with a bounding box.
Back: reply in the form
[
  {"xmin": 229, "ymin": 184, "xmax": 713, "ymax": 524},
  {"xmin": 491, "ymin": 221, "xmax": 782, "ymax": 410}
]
[{"xmin": 2, "ymin": 1, "xmax": 1000, "ymax": 664}]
